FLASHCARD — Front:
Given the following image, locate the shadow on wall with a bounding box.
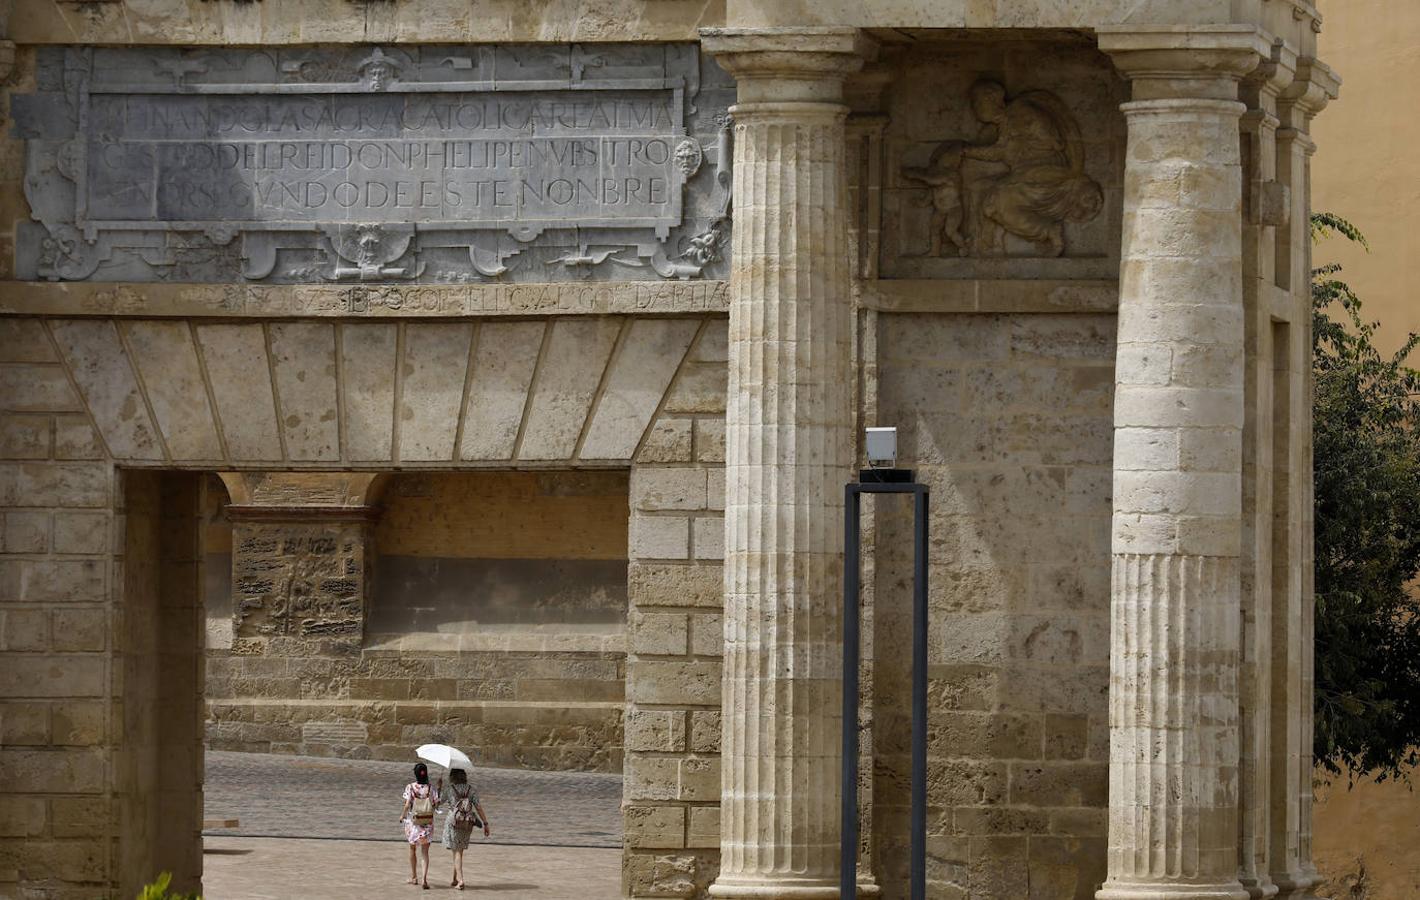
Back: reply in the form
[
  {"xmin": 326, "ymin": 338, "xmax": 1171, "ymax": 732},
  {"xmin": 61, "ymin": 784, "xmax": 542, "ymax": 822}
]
[{"xmin": 368, "ymin": 471, "xmax": 630, "ymax": 635}]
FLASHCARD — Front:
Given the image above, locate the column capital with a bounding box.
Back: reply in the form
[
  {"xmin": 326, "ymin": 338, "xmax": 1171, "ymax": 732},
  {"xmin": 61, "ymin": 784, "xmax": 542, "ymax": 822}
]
[
  {"xmin": 1278, "ymin": 57, "xmax": 1341, "ymax": 127},
  {"xmin": 700, "ymin": 27, "xmax": 874, "ymax": 105},
  {"xmin": 1098, "ymin": 25, "xmax": 1274, "ymax": 102}
]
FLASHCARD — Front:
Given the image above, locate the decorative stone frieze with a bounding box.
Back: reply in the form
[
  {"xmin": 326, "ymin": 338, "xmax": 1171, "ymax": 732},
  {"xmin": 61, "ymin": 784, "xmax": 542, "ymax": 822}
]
[{"xmin": 11, "ymin": 45, "xmax": 733, "ymax": 283}]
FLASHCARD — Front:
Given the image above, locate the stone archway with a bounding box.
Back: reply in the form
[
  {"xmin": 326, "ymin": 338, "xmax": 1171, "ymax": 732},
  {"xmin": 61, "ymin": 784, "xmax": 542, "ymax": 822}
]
[{"xmin": 0, "ymin": 312, "xmax": 727, "ymax": 895}]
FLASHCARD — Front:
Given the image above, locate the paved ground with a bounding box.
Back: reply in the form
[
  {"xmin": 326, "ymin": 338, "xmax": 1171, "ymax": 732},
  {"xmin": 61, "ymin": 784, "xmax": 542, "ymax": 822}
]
[
  {"xmin": 204, "ymin": 836, "xmax": 620, "ymax": 899},
  {"xmin": 204, "ymin": 751, "xmax": 623, "ymax": 847},
  {"xmin": 202, "ymin": 752, "xmax": 624, "ymax": 899}
]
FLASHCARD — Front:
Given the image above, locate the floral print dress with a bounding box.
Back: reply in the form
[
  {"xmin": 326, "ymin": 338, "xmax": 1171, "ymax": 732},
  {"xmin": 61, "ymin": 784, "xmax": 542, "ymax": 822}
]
[{"xmin": 402, "ymin": 782, "xmax": 440, "ymax": 844}]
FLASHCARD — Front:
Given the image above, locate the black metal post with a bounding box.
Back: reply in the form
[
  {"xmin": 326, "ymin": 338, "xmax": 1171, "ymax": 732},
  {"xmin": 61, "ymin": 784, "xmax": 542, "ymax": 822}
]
[
  {"xmin": 911, "ymin": 488, "xmax": 929, "ymax": 900},
  {"xmin": 841, "ymin": 475, "xmax": 929, "ymax": 899},
  {"xmin": 840, "ymin": 486, "xmax": 861, "ymax": 900}
]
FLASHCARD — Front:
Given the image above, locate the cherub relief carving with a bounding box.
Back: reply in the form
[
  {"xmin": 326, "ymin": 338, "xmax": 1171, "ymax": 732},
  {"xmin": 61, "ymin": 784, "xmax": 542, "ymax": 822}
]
[{"xmin": 902, "ymin": 80, "xmax": 1103, "ymax": 258}]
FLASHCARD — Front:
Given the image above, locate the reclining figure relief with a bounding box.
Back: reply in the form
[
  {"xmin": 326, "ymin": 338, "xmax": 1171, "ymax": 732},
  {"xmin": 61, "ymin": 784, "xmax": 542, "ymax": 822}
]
[{"xmin": 902, "ymin": 80, "xmax": 1104, "ymax": 258}]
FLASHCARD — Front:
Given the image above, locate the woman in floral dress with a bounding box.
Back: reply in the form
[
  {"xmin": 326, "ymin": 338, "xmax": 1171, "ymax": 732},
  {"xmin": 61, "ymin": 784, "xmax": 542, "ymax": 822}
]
[{"xmin": 399, "ymin": 763, "xmax": 442, "ymax": 889}]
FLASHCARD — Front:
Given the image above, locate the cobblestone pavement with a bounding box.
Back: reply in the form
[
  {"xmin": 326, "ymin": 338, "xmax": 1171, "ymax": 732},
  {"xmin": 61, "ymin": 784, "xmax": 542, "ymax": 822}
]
[
  {"xmin": 204, "ymin": 751, "xmax": 623, "ymax": 848},
  {"xmin": 203, "ymin": 836, "xmax": 620, "ymax": 899}
]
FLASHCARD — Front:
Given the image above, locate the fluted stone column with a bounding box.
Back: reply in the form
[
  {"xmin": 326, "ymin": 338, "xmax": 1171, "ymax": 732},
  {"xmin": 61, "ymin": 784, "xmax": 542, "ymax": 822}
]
[
  {"xmin": 699, "ymin": 27, "xmax": 868, "ymax": 900},
  {"xmin": 1097, "ymin": 29, "xmax": 1268, "ymax": 900}
]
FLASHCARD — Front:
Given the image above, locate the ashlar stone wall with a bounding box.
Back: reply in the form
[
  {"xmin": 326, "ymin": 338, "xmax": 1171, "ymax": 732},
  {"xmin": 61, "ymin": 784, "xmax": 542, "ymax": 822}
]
[
  {"xmin": 622, "ymin": 322, "xmax": 727, "ymax": 897},
  {"xmin": 874, "ymin": 312, "xmax": 1115, "ymax": 898}
]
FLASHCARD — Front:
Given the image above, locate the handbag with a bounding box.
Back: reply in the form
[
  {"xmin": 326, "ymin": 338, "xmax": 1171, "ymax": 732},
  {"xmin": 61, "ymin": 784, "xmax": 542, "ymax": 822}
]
[{"xmin": 411, "ymin": 785, "xmax": 435, "ymax": 827}]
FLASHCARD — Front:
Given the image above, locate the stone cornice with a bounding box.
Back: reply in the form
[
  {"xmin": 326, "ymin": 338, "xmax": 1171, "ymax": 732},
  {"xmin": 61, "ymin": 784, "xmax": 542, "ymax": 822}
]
[
  {"xmin": 1098, "ymin": 26, "xmax": 1275, "ymax": 101},
  {"xmin": 700, "ymin": 27, "xmax": 874, "ymax": 104}
]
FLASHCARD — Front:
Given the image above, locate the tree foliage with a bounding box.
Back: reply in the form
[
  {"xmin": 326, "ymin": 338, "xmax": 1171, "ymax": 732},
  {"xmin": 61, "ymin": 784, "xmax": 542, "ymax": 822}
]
[{"xmin": 1312, "ymin": 213, "xmax": 1420, "ymax": 781}]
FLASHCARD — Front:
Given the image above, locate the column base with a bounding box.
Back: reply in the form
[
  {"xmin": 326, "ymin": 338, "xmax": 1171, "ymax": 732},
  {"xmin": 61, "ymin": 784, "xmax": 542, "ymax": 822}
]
[
  {"xmin": 708, "ymin": 876, "xmax": 841, "ymax": 899},
  {"xmin": 1271, "ymin": 871, "xmax": 1323, "ymax": 900},
  {"xmin": 1238, "ymin": 876, "xmax": 1280, "ymax": 900},
  {"xmin": 1097, "ymin": 880, "xmax": 1250, "ymax": 900}
]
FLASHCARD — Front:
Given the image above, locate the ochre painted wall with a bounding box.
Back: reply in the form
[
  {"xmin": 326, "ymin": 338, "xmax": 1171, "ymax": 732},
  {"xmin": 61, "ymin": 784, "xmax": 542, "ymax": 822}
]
[
  {"xmin": 1311, "ymin": 5, "xmax": 1420, "ymax": 897},
  {"xmin": 1311, "ymin": 1, "xmax": 1420, "ymax": 356}
]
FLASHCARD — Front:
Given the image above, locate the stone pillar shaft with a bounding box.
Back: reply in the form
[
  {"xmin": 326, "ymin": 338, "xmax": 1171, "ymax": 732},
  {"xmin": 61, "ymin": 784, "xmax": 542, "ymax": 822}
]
[
  {"xmin": 1098, "ymin": 31, "xmax": 1267, "ymax": 900},
  {"xmin": 700, "ymin": 27, "xmax": 867, "ymax": 900},
  {"xmin": 1270, "ymin": 59, "xmax": 1337, "ymax": 900}
]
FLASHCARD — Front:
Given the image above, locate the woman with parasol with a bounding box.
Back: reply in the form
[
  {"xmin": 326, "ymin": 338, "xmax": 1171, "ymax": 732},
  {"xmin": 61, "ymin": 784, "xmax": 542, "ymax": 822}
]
[{"xmin": 418, "ymin": 744, "xmax": 491, "ymax": 891}]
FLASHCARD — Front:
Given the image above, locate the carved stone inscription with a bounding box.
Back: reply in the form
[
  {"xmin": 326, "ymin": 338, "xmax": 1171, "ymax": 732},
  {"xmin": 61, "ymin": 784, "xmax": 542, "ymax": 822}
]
[
  {"xmin": 88, "ymin": 92, "xmax": 684, "ymax": 226},
  {"xmin": 15, "ymin": 46, "xmax": 734, "ymax": 284}
]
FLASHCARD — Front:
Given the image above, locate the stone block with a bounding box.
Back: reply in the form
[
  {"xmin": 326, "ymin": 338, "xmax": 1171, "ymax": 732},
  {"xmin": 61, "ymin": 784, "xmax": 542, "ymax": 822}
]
[
  {"xmin": 662, "ymin": 363, "xmax": 726, "ymax": 414},
  {"xmin": 1, "ymin": 610, "xmax": 49, "ymax": 651},
  {"xmin": 628, "ymin": 660, "xmax": 720, "ymax": 706},
  {"xmin": 688, "ymin": 614, "xmax": 722, "ymax": 658},
  {"xmin": 691, "ymin": 516, "xmax": 724, "ymax": 560},
  {"xmin": 459, "ymin": 321, "xmax": 543, "ymax": 461},
  {"xmin": 267, "ymin": 323, "xmax": 340, "ymax": 462},
  {"xmin": 0, "ymin": 320, "xmax": 57, "ymax": 364},
  {"xmin": 637, "ymin": 418, "xmax": 693, "ymax": 463},
  {"xmin": 2, "ymin": 511, "xmax": 49, "ymax": 553},
  {"xmin": 50, "ymin": 701, "xmax": 105, "ymax": 746},
  {"xmin": 1043, "ymin": 714, "xmax": 1089, "ymax": 761},
  {"xmin": 1008, "ymin": 761, "xmax": 1107, "ymax": 808},
  {"xmin": 122, "ymin": 321, "xmax": 223, "ymax": 459},
  {"xmin": 630, "ymin": 611, "xmax": 689, "ymax": 656},
  {"xmin": 677, "ymin": 757, "xmax": 719, "ymax": 801},
  {"xmin": 686, "ymin": 806, "xmax": 720, "ymax": 848},
  {"xmin": 0, "ymin": 749, "xmax": 105, "ymax": 793},
  {"xmin": 0, "ymin": 796, "xmax": 46, "ymax": 837},
  {"xmin": 689, "ymin": 711, "xmax": 721, "ymax": 753},
  {"xmin": 625, "ymin": 756, "xmax": 679, "ymax": 801},
  {"xmin": 47, "ymin": 321, "xmax": 162, "ymax": 461},
  {"xmin": 625, "ymin": 708, "xmax": 686, "ymax": 752},
  {"xmin": 0, "ymin": 702, "xmax": 49, "ymax": 744},
  {"xmin": 5, "ymin": 463, "xmax": 109, "ymax": 508},
  {"xmin": 581, "ymin": 318, "xmax": 701, "ymax": 461},
  {"xmin": 50, "ymin": 609, "xmax": 106, "ymax": 653},
  {"xmin": 53, "ymin": 417, "xmax": 104, "ymax": 460},
  {"xmin": 0, "ymin": 366, "xmax": 79, "ymax": 412},
  {"xmin": 518, "ymin": 318, "xmax": 620, "ymax": 461},
  {"xmin": 20, "ymin": 560, "xmax": 105, "ymax": 604},
  {"xmin": 694, "ymin": 419, "xmax": 725, "ymax": 463},
  {"xmin": 629, "ymin": 515, "xmax": 690, "ymax": 560},
  {"xmin": 628, "ymin": 562, "xmax": 722, "ymax": 608},
  {"xmin": 632, "ymin": 467, "xmax": 707, "ymax": 511},
  {"xmin": 399, "ymin": 323, "xmax": 472, "ymax": 462},
  {"xmin": 624, "ymin": 804, "xmax": 686, "ymax": 849},
  {"xmin": 52, "ymin": 513, "xmax": 108, "ymax": 555},
  {"xmin": 690, "ymin": 324, "xmax": 727, "ymax": 363},
  {"xmin": 195, "ymin": 324, "xmax": 284, "ymax": 461},
  {"xmin": 0, "ymin": 415, "xmax": 51, "ymax": 459}
]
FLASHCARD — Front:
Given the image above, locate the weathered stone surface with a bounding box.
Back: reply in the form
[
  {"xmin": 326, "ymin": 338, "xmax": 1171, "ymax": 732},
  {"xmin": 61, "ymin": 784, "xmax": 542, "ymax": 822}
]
[
  {"xmin": 398, "ymin": 323, "xmax": 472, "ymax": 462},
  {"xmin": 518, "ymin": 318, "xmax": 621, "ymax": 460}
]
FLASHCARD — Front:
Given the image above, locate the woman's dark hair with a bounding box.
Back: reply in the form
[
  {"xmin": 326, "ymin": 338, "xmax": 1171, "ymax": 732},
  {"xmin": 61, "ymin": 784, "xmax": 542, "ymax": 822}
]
[
  {"xmin": 413, "ymin": 763, "xmax": 429, "ymax": 785},
  {"xmin": 449, "ymin": 768, "xmax": 467, "ymax": 784}
]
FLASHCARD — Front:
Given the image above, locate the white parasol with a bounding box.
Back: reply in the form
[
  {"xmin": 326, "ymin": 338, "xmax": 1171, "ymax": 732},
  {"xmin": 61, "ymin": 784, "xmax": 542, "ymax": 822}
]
[{"xmin": 415, "ymin": 743, "xmax": 475, "ymax": 774}]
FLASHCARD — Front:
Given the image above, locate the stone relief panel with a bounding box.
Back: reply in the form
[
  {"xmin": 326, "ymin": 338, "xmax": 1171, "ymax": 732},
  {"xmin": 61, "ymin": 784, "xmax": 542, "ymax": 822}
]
[
  {"xmin": 12, "ymin": 45, "xmax": 734, "ymax": 284},
  {"xmin": 880, "ymin": 42, "xmax": 1126, "ymax": 280}
]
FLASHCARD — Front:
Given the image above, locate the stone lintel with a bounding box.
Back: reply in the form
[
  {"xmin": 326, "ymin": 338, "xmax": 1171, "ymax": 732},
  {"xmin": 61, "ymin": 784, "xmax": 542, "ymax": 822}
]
[
  {"xmin": 700, "ymin": 27, "xmax": 874, "ymax": 104},
  {"xmin": 1098, "ymin": 26, "xmax": 1276, "ymax": 101},
  {"xmin": 225, "ymin": 505, "xmax": 380, "ymax": 525}
]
